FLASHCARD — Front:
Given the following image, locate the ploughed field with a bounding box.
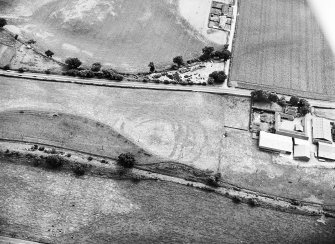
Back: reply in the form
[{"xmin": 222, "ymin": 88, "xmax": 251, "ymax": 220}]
[
  {"xmin": 230, "ymin": 0, "xmax": 335, "ymax": 100},
  {"xmin": 1, "ymin": 160, "xmax": 335, "ymax": 243},
  {"xmin": 0, "ymin": 0, "xmax": 223, "ymax": 73}
]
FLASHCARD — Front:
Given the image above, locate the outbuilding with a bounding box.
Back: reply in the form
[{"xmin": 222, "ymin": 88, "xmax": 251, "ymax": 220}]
[
  {"xmin": 294, "ymin": 144, "xmax": 310, "ymax": 161},
  {"xmin": 312, "ymin": 117, "xmax": 332, "ymax": 144},
  {"xmin": 318, "ymin": 142, "xmax": 335, "ymax": 161},
  {"xmin": 259, "ymin": 131, "xmax": 293, "ymax": 154}
]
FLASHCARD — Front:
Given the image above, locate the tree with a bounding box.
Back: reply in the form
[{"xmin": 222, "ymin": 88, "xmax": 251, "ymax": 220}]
[
  {"xmin": 207, "ymin": 77, "xmax": 215, "ymax": 85},
  {"xmin": 173, "ymin": 56, "xmax": 184, "ymax": 67},
  {"xmin": 45, "ymin": 50, "xmax": 54, "ymax": 57},
  {"xmin": 214, "ymin": 49, "xmax": 232, "ymax": 61},
  {"xmin": 65, "ymin": 57, "xmax": 82, "ymax": 69},
  {"xmin": 278, "ymin": 96, "xmax": 287, "ymax": 107},
  {"xmin": 268, "ymin": 92, "xmax": 279, "ymax": 103},
  {"xmin": 0, "ymin": 18, "xmax": 7, "ymax": 28},
  {"xmin": 45, "ymin": 155, "xmax": 64, "ymax": 169},
  {"xmin": 251, "ymin": 90, "xmax": 270, "ymax": 102},
  {"xmin": 289, "ymin": 96, "xmax": 300, "ymax": 106},
  {"xmin": 148, "ymin": 62, "xmax": 155, "ymax": 73},
  {"xmin": 200, "ymin": 46, "xmax": 214, "ymax": 61},
  {"xmin": 209, "ymin": 71, "xmax": 227, "ymax": 84},
  {"xmin": 298, "ymin": 99, "xmax": 311, "ymax": 116},
  {"xmin": 91, "ymin": 62, "xmax": 102, "ymax": 72},
  {"xmin": 117, "ymin": 153, "xmax": 136, "ymax": 168}
]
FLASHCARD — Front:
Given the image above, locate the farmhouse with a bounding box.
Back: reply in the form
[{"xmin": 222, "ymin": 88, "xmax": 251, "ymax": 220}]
[
  {"xmin": 259, "ymin": 131, "xmax": 293, "ymax": 154},
  {"xmin": 312, "ymin": 117, "xmax": 332, "ymax": 144},
  {"xmin": 208, "ymin": 1, "xmax": 234, "ymax": 31}
]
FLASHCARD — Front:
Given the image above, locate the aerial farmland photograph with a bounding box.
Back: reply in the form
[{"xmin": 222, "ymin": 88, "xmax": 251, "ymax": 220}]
[{"xmin": 1, "ymin": 0, "xmax": 335, "ymax": 243}]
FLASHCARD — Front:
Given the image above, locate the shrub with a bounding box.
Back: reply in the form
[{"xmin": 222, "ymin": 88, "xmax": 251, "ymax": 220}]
[
  {"xmin": 299, "ymin": 105, "xmax": 311, "ymax": 116},
  {"xmin": 45, "ymin": 155, "xmax": 63, "ymax": 169},
  {"xmin": 148, "ymin": 62, "xmax": 155, "ymax": 73},
  {"xmin": 27, "ymin": 39, "xmax": 36, "ymax": 44},
  {"xmin": 38, "ymin": 146, "xmax": 45, "ymax": 151},
  {"xmin": 117, "ymin": 153, "xmax": 136, "ymax": 168},
  {"xmin": 173, "ymin": 72, "xmax": 181, "ymax": 82},
  {"xmin": 206, "ymin": 176, "xmax": 220, "ymax": 187},
  {"xmin": 163, "ymin": 80, "xmax": 170, "ymax": 84},
  {"xmin": 289, "ymin": 96, "xmax": 300, "ymax": 106},
  {"xmin": 202, "ymin": 82, "xmax": 207, "ymax": 86},
  {"xmin": 91, "ymin": 62, "xmax": 102, "ymax": 72},
  {"xmin": 45, "ymin": 69, "xmax": 51, "ymax": 74},
  {"xmin": 251, "ymin": 90, "xmax": 270, "ymax": 102},
  {"xmin": 65, "ymin": 69, "xmax": 79, "ymax": 76},
  {"xmin": 18, "ymin": 68, "xmax": 24, "ymax": 73},
  {"xmin": 200, "ymin": 46, "xmax": 214, "ymax": 61},
  {"xmin": 142, "ymin": 78, "xmax": 149, "ymax": 83},
  {"xmin": 268, "ymin": 92, "xmax": 279, "ymax": 103},
  {"xmin": 154, "ymin": 79, "xmax": 160, "ymax": 84},
  {"xmin": 173, "ymin": 56, "xmax": 184, "ymax": 67},
  {"xmin": 45, "ymin": 50, "xmax": 54, "ymax": 57},
  {"xmin": 87, "ymin": 156, "xmax": 93, "ymax": 161},
  {"xmin": 214, "ymin": 49, "xmax": 232, "ymax": 61},
  {"xmin": 166, "ymin": 74, "xmax": 174, "ymax": 80},
  {"xmin": 66, "ymin": 153, "xmax": 71, "ymax": 157},
  {"xmin": 278, "ymin": 96, "xmax": 287, "ymax": 107},
  {"xmin": 112, "ymin": 73, "xmax": 124, "ymax": 81},
  {"xmin": 65, "ymin": 58, "xmax": 82, "ymax": 69},
  {"xmin": 3, "ymin": 64, "xmax": 10, "ymax": 70},
  {"xmin": 209, "ymin": 71, "xmax": 227, "ymax": 84},
  {"xmin": 94, "ymin": 71, "xmax": 104, "ymax": 78},
  {"xmin": 248, "ymin": 198, "xmax": 260, "ymax": 207},
  {"xmin": 0, "ymin": 18, "xmax": 7, "ymax": 28},
  {"xmin": 232, "ymin": 196, "xmax": 242, "ymax": 204},
  {"xmin": 207, "ymin": 77, "xmax": 215, "ymax": 85},
  {"xmin": 73, "ymin": 164, "xmax": 86, "ymax": 176}
]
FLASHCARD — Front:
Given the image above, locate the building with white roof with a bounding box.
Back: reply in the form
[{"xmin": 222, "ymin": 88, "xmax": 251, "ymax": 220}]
[
  {"xmin": 312, "ymin": 117, "xmax": 332, "ymax": 144},
  {"xmin": 294, "ymin": 144, "xmax": 310, "ymax": 161},
  {"xmin": 318, "ymin": 142, "xmax": 335, "ymax": 161},
  {"xmin": 259, "ymin": 131, "xmax": 293, "ymax": 154}
]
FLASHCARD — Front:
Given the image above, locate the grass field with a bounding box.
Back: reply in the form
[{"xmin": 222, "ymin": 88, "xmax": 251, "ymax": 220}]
[
  {"xmin": 0, "ymin": 0, "xmax": 224, "ymax": 73},
  {"xmin": 1, "ymin": 77, "xmax": 335, "ymax": 206},
  {"xmin": 1, "ymin": 160, "xmax": 335, "ymax": 244},
  {"xmin": 230, "ymin": 0, "xmax": 335, "ymax": 100},
  {"xmin": 0, "ymin": 110, "xmax": 162, "ymax": 165}
]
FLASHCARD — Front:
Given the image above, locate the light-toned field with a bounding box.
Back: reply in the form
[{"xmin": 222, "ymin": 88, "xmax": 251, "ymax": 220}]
[
  {"xmin": 0, "ymin": 0, "xmax": 225, "ymax": 73},
  {"xmin": 0, "ymin": 29, "xmax": 63, "ymax": 72},
  {"xmin": 1, "ymin": 77, "xmax": 335, "ymax": 206},
  {"xmin": 1, "ymin": 160, "xmax": 334, "ymax": 244},
  {"xmin": 0, "ymin": 110, "xmax": 162, "ymax": 165},
  {"xmin": 230, "ymin": 0, "xmax": 335, "ymax": 100}
]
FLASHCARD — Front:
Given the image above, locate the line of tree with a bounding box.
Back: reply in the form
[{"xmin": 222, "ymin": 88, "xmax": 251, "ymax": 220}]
[{"xmin": 251, "ymin": 90, "xmax": 311, "ymax": 115}]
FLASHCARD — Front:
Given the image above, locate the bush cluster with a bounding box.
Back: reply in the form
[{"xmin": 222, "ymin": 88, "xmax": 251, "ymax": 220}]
[
  {"xmin": 117, "ymin": 153, "xmax": 136, "ymax": 168},
  {"xmin": 199, "ymin": 45, "xmax": 232, "ymax": 62},
  {"xmin": 209, "ymin": 71, "xmax": 227, "ymax": 84},
  {"xmin": 45, "ymin": 155, "xmax": 64, "ymax": 169},
  {"xmin": 73, "ymin": 164, "xmax": 87, "ymax": 176}
]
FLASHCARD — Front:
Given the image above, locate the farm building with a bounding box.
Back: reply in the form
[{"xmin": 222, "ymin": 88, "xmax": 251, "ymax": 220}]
[
  {"xmin": 294, "ymin": 144, "xmax": 310, "ymax": 161},
  {"xmin": 312, "ymin": 117, "xmax": 332, "ymax": 144},
  {"xmin": 274, "ymin": 113, "xmax": 308, "ymax": 140},
  {"xmin": 259, "ymin": 131, "xmax": 293, "ymax": 154},
  {"xmin": 212, "ymin": 2, "xmax": 224, "ymax": 9},
  {"xmin": 318, "ymin": 142, "xmax": 335, "ymax": 161}
]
